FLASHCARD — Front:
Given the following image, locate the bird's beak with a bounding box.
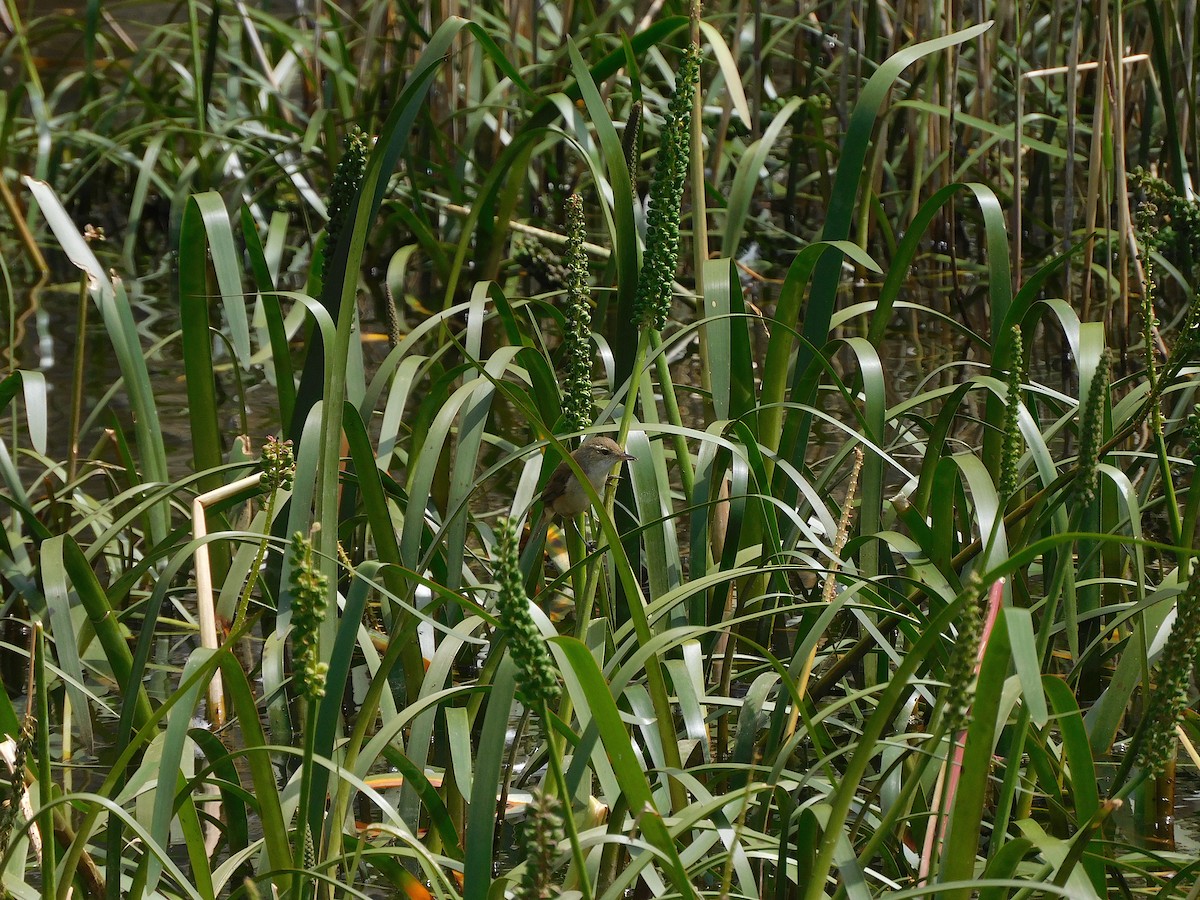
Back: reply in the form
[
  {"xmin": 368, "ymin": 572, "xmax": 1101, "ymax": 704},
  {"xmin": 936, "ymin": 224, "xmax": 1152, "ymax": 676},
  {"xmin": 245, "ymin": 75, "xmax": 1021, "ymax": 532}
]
[{"xmin": 621, "ymin": 452, "xmax": 636, "ymax": 462}]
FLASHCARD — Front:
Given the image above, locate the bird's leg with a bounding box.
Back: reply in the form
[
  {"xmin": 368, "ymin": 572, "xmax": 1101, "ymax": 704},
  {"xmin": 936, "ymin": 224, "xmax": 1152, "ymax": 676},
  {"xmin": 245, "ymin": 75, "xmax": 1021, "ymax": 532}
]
[
  {"xmin": 582, "ymin": 516, "xmax": 598, "ymax": 555},
  {"xmin": 558, "ymin": 514, "xmax": 597, "ymax": 557}
]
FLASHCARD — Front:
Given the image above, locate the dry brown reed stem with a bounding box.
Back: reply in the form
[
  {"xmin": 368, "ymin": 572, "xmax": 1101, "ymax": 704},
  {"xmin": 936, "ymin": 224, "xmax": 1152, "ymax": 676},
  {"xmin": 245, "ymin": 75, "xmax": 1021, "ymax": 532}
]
[
  {"xmin": 689, "ymin": 5, "xmax": 709, "ymax": 392},
  {"xmin": 1065, "ymin": 0, "xmax": 1083, "ymax": 305},
  {"xmin": 443, "ymin": 202, "xmax": 608, "ymax": 256},
  {"xmin": 0, "ymin": 176, "xmax": 49, "ymax": 276},
  {"xmin": 1012, "ymin": 0, "xmax": 1023, "ymax": 289},
  {"xmin": 1178, "ymin": 725, "xmax": 1200, "ymax": 769},
  {"xmin": 1081, "ymin": 22, "xmax": 1112, "ymax": 323},
  {"xmin": 1023, "ymin": 53, "xmax": 1149, "ymax": 78},
  {"xmin": 942, "ymin": 0, "xmax": 958, "ymax": 211},
  {"xmin": 193, "ymin": 470, "xmax": 267, "ymax": 727},
  {"xmin": 1112, "ymin": 12, "xmax": 1133, "ymax": 350}
]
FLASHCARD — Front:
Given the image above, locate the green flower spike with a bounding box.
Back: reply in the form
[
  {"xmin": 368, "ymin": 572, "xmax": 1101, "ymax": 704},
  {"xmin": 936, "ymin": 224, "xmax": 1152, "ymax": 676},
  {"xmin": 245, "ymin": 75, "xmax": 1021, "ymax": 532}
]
[
  {"xmin": 1186, "ymin": 404, "xmax": 1200, "ymax": 466},
  {"xmin": 289, "ymin": 529, "xmax": 330, "ymax": 701},
  {"xmin": 999, "ymin": 325, "xmax": 1025, "ymax": 503},
  {"xmin": 562, "ymin": 194, "xmax": 594, "ymax": 435},
  {"xmin": 0, "ymin": 718, "xmax": 32, "ymax": 857},
  {"xmin": 622, "ymin": 100, "xmax": 643, "ymax": 189},
  {"xmin": 1138, "ymin": 241, "xmax": 1161, "ymax": 404},
  {"xmin": 942, "ymin": 576, "xmax": 984, "ymax": 736},
  {"xmin": 495, "ymin": 518, "xmax": 559, "ymax": 708},
  {"xmin": 1137, "ymin": 576, "xmax": 1200, "ymax": 776},
  {"xmin": 1073, "ymin": 349, "xmax": 1109, "ymax": 505},
  {"xmin": 262, "ymin": 435, "xmax": 295, "ymax": 493},
  {"xmin": 512, "ymin": 236, "xmax": 568, "ymax": 288},
  {"xmin": 514, "ymin": 789, "xmax": 566, "ymax": 900},
  {"xmin": 321, "ymin": 127, "xmax": 369, "ymax": 273},
  {"xmin": 634, "ymin": 43, "xmax": 701, "ymax": 332}
]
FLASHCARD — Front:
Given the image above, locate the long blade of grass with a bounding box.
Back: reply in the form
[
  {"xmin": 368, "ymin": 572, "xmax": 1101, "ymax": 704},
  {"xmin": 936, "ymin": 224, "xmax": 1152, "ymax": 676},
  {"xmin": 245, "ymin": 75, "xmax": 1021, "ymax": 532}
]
[
  {"xmin": 556, "ymin": 636, "xmax": 697, "ymax": 900},
  {"xmin": 145, "ymin": 649, "xmax": 214, "ymax": 898},
  {"xmin": 461, "ymin": 656, "xmax": 515, "ymax": 900},
  {"xmin": 24, "ymin": 177, "xmax": 170, "ymax": 543},
  {"xmin": 0, "ymin": 371, "xmax": 46, "ymax": 456},
  {"xmin": 240, "ymin": 207, "xmax": 296, "ymax": 426},
  {"xmin": 39, "ymin": 538, "xmax": 94, "ymax": 751},
  {"xmin": 309, "ymin": 560, "xmax": 371, "ymax": 852},
  {"xmin": 938, "ymin": 608, "xmax": 1013, "ymax": 896},
  {"xmin": 342, "ymin": 405, "xmax": 426, "ymax": 694},
  {"xmin": 179, "ymin": 192, "xmax": 250, "ymax": 523},
  {"xmin": 702, "ymin": 258, "xmax": 755, "ymax": 421},
  {"xmin": 759, "ymin": 239, "xmax": 881, "ymax": 462},
  {"xmin": 1043, "ymin": 674, "xmax": 1105, "ymax": 891},
  {"xmin": 52, "ymin": 534, "xmax": 154, "ymax": 729}
]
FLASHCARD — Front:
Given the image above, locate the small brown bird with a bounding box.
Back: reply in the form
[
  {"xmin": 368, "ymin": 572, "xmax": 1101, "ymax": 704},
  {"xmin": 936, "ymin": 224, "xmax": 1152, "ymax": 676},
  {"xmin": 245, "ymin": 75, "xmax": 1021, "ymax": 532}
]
[{"xmin": 540, "ymin": 436, "xmax": 636, "ymax": 518}]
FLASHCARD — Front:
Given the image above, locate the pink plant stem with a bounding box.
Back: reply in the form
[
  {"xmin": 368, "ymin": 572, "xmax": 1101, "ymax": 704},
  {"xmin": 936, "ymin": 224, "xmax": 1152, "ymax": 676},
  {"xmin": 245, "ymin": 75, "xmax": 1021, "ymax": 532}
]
[{"xmin": 918, "ymin": 578, "xmax": 1005, "ymax": 882}]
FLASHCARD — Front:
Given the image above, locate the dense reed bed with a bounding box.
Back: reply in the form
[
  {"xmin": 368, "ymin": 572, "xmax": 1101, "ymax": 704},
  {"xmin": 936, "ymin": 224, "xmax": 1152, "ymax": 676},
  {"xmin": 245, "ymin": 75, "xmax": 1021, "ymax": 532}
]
[{"xmin": 3, "ymin": 0, "xmax": 1200, "ymax": 896}]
